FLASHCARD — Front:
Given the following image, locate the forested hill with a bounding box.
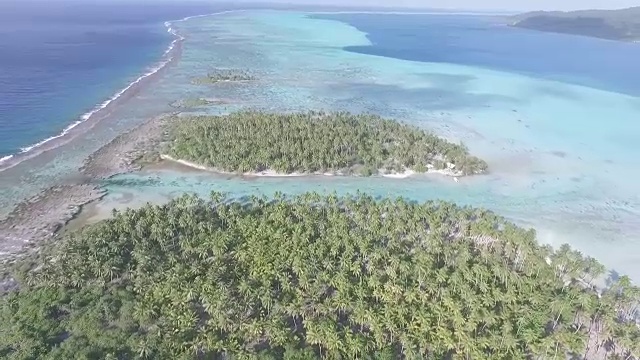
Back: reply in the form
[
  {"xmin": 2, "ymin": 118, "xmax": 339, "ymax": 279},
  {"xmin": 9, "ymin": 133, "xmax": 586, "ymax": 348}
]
[{"xmin": 511, "ymin": 7, "xmax": 640, "ymax": 41}]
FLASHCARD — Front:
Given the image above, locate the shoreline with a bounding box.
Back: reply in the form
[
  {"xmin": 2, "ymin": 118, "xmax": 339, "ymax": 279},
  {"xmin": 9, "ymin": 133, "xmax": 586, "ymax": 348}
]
[
  {"xmin": 159, "ymin": 154, "xmax": 464, "ymax": 179},
  {"xmin": 0, "ymin": 112, "xmax": 173, "ymax": 259},
  {"xmin": 0, "ymin": 9, "xmax": 255, "ymax": 172},
  {"xmin": 0, "ymin": 9, "xmax": 255, "ymax": 259},
  {"xmin": 159, "ymin": 154, "xmax": 334, "ymax": 177},
  {"xmin": 0, "ymin": 15, "xmax": 188, "ymax": 173},
  {"xmin": 0, "ymin": 8, "xmax": 467, "ymax": 262}
]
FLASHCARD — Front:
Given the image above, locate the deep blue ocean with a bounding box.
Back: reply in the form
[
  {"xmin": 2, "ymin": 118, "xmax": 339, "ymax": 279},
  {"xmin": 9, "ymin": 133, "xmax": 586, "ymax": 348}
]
[
  {"xmin": 0, "ymin": 0, "xmax": 239, "ymax": 159},
  {"xmin": 315, "ymin": 13, "xmax": 640, "ymax": 96}
]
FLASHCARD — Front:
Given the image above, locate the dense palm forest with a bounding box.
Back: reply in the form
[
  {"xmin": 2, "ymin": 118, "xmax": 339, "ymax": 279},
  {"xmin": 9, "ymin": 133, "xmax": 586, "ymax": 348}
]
[
  {"xmin": 166, "ymin": 111, "xmax": 488, "ymax": 176},
  {"xmin": 191, "ymin": 70, "xmax": 256, "ymax": 85},
  {"xmin": 1, "ymin": 193, "xmax": 638, "ymax": 359}
]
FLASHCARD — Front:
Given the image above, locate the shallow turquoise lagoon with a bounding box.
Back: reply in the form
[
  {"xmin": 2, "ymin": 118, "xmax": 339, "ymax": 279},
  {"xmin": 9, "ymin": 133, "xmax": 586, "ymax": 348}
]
[{"xmin": 4, "ymin": 10, "xmax": 640, "ymax": 279}]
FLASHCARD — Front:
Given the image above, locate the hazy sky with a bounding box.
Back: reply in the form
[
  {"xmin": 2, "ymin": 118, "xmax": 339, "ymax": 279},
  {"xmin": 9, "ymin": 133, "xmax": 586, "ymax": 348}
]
[{"xmin": 237, "ymin": 0, "xmax": 640, "ymax": 11}]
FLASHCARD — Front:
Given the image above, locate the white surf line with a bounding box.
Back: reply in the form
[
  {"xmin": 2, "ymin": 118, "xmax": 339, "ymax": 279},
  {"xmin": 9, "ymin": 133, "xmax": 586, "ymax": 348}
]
[
  {"xmin": 0, "ymin": 155, "xmax": 14, "ymax": 164},
  {"xmin": 0, "ymin": 10, "xmax": 251, "ymax": 171},
  {"xmin": 170, "ymin": 9, "xmax": 252, "ymax": 24},
  {"xmin": 1, "ymin": 7, "xmax": 495, "ymax": 169},
  {"xmin": 17, "ymin": 22, "xmax": 186, "ymax": 155}
]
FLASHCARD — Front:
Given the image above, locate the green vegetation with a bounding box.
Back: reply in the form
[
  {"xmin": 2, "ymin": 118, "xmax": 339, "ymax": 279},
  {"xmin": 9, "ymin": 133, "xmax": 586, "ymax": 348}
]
[
  {"xmin": 166, "ymin": 111, "xmax": 488, "ymax": 176},
  {"xmin": 512, "ymin": 7, "xmax": 640, "ymax": 41},
  {"xmin": 1, "ymin": 193, "xmax": 639, "ymax": 359},
  {"xmin": 191, "ymin": 69, "xmax": 256, "ymax": 85}
]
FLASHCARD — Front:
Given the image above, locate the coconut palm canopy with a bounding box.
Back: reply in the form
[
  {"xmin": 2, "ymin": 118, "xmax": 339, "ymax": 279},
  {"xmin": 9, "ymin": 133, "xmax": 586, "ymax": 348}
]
[
  {"xmin": 166, "ymin": 111, "xmax": 488, "ymax": 176},
  {"xmin": 1, "ymin": 193, "xmax": 638, "ymax": 359}
]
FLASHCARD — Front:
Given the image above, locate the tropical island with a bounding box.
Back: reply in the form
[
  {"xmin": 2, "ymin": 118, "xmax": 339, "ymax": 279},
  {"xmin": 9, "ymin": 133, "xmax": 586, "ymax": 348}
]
[
  {"xmin": 511, "ymin": 7, "xmax": 640, "ymax": 41},
  {"xmin": 191, "ymin": 69, "xmax": 256, "ymax": 85},
  {"xmin": 164, "ymin": 111, "xmax": 488, "ymax": 177},
  {"xmin": 1, "ymin": 192, "xmax": 638, "ymax": 359}
]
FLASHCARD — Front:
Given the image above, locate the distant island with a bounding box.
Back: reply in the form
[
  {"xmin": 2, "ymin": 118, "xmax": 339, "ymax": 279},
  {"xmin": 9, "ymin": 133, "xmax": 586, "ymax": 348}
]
[
  {"xmin": 191, "ymin": 69, "xmax": 256, "ymax": 85},
  {"xmin": 511, "ymin": 7, "xmax": 640, "ymax": 41},
  {"xmin": 164, "ymin": 111, "xmax": 488, "ymax": 177}
]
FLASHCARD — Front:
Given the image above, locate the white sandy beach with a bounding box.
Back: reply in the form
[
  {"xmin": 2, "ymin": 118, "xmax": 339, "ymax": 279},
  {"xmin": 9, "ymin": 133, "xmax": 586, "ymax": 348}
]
[
  {"xmin": 160, "ymin": 155, "xmax": 462, "ymax": 180},
  {"xmin": 381, "ymin": 166, "xmax": 462, "ymax": 179},
  {"xmin": 160, "ymin": 154, "xmax": 313, "ymax": 177}
]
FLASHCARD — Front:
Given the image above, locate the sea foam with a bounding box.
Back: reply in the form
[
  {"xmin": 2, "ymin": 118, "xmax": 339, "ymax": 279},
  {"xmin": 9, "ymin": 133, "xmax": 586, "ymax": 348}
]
[
  {"xmin": 3, "ymin": 9, "xmax": 252, "ymax": 166},
  {"xmin": 18, "ymin": 29, "xmax": 181, "ymax": 154},
  {"xmin": 0, "ymin": 155, "xmax": 14, "ymax": 164},
  {"xmin": 0, "ymin": 17, "xmax": 193, "ymax": 171}
]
